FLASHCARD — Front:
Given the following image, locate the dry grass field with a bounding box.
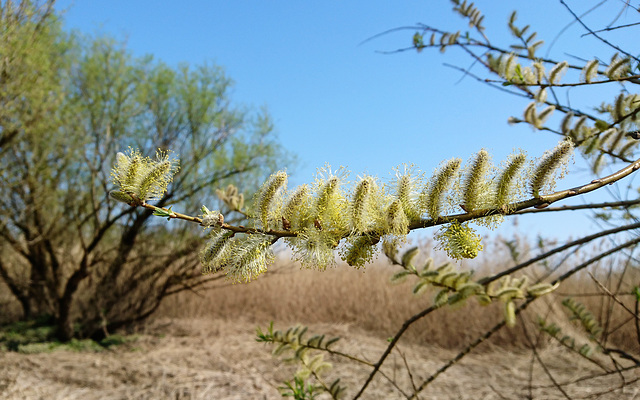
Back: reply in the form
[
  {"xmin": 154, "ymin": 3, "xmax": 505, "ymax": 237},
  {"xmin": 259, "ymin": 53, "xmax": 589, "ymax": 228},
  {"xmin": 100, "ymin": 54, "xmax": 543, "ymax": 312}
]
[
  {"xmin": 2, "ymin": 238, "xmax": 640, "ymax": 399},
  {"xmin": 2, "ymin": 317, "xmax": 638, "ymax": 399}
]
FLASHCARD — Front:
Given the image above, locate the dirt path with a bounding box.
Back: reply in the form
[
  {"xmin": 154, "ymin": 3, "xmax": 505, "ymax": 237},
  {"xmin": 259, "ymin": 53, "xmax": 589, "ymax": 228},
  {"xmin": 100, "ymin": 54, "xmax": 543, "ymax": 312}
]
[{"xmin": 1, "ymin": 318, "xmax": 638, "ymax": 399}]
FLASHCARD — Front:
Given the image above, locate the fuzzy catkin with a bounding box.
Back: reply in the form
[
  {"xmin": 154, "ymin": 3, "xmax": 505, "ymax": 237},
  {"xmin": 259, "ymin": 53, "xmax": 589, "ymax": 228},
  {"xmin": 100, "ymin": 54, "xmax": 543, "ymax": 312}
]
[
  {"xmin": 530, "ymin": 140, "xmax": 573, "ymax": 197},
  {"xmin": 396, "ymin": 174, "xmax": 412, "ymax": 209},
  {"xmin": 494, "ymin": 152, "xmax": 526, "ymax": 208},
  {"xmin": 343, "ymin": 235, "xmax": 376, "ymax": 267},
  {"xmin": 137, "ymin": 160, "xmax": 171, "ymax": 200},
  {"xmin": 425, "ymin": 158, "xmax": 461, "ymax": 219},
  {"xmin": 316, "ymin": 176, "xmax": 339, "ymax": 213},
  {"xmin": 463, "ymin": 149, "xmax": 490, "ymax": 211},
  {"xmin": 386, "ymin": 199, "xmax": 408, "ymax": 236},
  {"xmin": 256, "ymin": 171, "xmax": 287, "ymax": 229},
  {"xmin": 350, "ymin": 177, "xmax": 372, "ymax": 233},
  {"xmin": 581, "ymin": 59, "xmax": 598, "ymax": 83},
  {"xmin": 225, "ymin": 236, "xmax": 274, "ymax": 282},
  {"xmin": 201, "ymin": 230, "xmax": 234, "ymax": 273}
]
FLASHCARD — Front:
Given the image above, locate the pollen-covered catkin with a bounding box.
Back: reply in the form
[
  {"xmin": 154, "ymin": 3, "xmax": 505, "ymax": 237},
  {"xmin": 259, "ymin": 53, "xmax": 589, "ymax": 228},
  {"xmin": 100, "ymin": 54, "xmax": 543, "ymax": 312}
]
[
  {"xmin": 201, "ymin": 230, "xmax": 234, "ymax": 273},
  {"xmin": 494, "ymin": 152, "xmax": 526, "ymax": 208},
  {"xmin": 137, "ymin": 159, "xmax": 172, "ymax": 200},
  {"xmin": 282, "ymin": 184, "xmax": 310, "ymax": 230},
  {"xmin": 530, "ymin": 140, "xmax": 573, "ymax": 197},
  {"xmin": 111, "ymin": 149, "xmax": 178, "ymax": 201},
  {"xmin": 386, "ymin": 199, "xmax": 408, "ymax": 236},
  {"xmin": 316, "ymin": 176, "xmax": 339, "ymax": 214},
  {"xmin": 396, "ymin": 174, "xmax": 412, "ymax": 212},
  {"xmin": 350, "ymin": 177, "xmax": 373, "ymax": 233},
  {"xmin": 225, "ymin": 235, "xmax": 274, "ymax": 282},
  {"xmin": 581, "ymin": 59, "xmax": 599, "ymax": 83},
  {"xmin": 256, "ymin": 171, "xmax": 287, "ymax": 229},
  {"xmin": 343, "ymin": 235, "xmax": 376, "ymax": 267},
  {"xmin": 435, "ymin": 221, "xmax": 483, "ymax": 260},
  {"xmin": 122, "ymin": 154, "xmax": 141, "ymax": 189},
  {"xmin": 463, "ymin": 149, "xmax": 490, "ymax": 211},
  {"xmin": 423, "ymin": 158, "xmax": 461, "ymax": 219}
]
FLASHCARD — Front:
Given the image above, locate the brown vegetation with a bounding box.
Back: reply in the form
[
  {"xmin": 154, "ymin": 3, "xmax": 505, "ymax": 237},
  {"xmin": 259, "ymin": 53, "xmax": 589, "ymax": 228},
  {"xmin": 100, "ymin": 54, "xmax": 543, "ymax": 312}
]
[
  {"xmin": 156, "ymin": 237, "xmax": 639, "ymax": 353},
  {"xmin": 2, "ymin": 236, "xmax": 639, "ymax": 399}
]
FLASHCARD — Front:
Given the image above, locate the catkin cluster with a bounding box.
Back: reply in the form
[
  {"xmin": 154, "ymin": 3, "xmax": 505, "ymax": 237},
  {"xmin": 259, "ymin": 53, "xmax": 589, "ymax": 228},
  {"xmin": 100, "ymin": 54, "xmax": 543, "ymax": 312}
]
[
  {"xmin": 110, "ymin": 141, "xmax": 573, "ymax": 282},
  {"xmin": 202, "ymin": 140, "xmax": 572, "ymax": 277},
  {"xmin": 110, "ymin": 148, "xmax": 179, "ymax": 203}
]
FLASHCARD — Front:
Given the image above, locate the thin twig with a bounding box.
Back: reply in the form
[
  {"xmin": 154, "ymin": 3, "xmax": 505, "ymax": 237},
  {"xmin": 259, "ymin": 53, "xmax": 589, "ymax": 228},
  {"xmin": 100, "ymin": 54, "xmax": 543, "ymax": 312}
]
[
  {"xmin": 484, "ymin": 74, "xmax": 640, "ymax": 87},
  {"xmin": 479, "ymin": 220, "xmax": 640, "ymax": 286},
  {"xmin": 398, "ymin": 349, "xmax": 419, "ymax": 397},
  {"xmin": 558, "ymin": 0, "xmax": 640, "ymax": 64},
  {"xmin": 587, "ymin": 271, "xmax": 639, "ymax": 321},
  {"xmin": 635, "ymin": 288, "xmax": 640, "ymax": 349},
  {"xmin": 520, "ymin": 314, "xmax": 572, "ymax": 399},
  {"xmin": 352, "ymin": 305, "xmax": 437, "ymax": 399},
  {"xmin": 514, "ymin": 199, "xmax": 640, "ymax": 215},
  {"xmin": 404, "ymin": 236, "xmax": 640, "ymax": 398},
  {"xmin": 583, "ymin": 21, "xmax": 640, "ymax": 36}
]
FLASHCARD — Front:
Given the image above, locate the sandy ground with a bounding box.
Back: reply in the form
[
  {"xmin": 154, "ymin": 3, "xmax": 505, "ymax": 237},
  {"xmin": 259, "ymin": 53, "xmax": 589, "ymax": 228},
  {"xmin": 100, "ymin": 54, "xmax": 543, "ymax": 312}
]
[{"xmin": 1, "ymin": 318, "xmax": 639, "ymax": 400}]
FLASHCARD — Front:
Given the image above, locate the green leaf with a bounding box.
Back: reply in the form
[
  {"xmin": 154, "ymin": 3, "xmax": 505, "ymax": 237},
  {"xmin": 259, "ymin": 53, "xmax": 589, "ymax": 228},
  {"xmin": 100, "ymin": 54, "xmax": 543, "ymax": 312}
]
[
  {"xmin": 152, "ymin": 206, "xmax": 174, "ymax": 219},
  {"xmin": 390, "ymin": 270, "xmax": 412, "ymax": 283},
  {"xmin": 633, "ymin": 286, "xmax": 640, "ymax": 301},
  {"xmin": 594, "ymin": 119, "xmax": 609, "ymax": 131}
]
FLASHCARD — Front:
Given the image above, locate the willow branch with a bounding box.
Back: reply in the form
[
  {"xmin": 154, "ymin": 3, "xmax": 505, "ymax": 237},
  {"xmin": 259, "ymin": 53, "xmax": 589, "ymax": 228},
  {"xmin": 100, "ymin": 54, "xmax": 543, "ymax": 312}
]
[
  {"xmin": 410, "ymin": 155, "xmax": 640, "ymax": 230},
  {"xmin": 478, "ymin": 220, "xmax": 640, "ymax": 286},
  {"xmin": 514, "ymin": 199, "xmax": 640, "ymax": 214},
  {"xmin": 135, "ymin": 155, "xmax": 640, "ymax": 245},
  {"xmin": 407, "ymin": 236, "xmax": 640, "ymax": 398},
  {"xmin": 352, "ymin": 304, "xmax": 438, "ymax": 399},
  {"xmin": 559, "ymin": 0, "xmax": 640, "ymax": 64},
  {"xmin": 485, "ymin": 74, "xmax": 640, "ymax": 88}
]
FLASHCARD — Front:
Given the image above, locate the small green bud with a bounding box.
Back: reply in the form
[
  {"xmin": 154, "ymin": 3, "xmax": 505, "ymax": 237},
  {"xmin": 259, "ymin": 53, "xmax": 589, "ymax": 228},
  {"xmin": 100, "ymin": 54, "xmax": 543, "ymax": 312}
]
[
  {"xmin": 109, "ymin": 190, "xmax": 135, "ymax": 205},
  {"xmin": 504, "ymin": 300, "xmax": 517, "ymax": 327}
]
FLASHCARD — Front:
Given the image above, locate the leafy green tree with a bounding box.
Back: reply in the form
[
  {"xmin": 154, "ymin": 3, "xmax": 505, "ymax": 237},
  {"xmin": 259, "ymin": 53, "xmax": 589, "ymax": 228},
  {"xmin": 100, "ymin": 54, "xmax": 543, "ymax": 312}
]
[{"xmin": 0, "ymin": 0, "xmax": 288, "ymax": 341}]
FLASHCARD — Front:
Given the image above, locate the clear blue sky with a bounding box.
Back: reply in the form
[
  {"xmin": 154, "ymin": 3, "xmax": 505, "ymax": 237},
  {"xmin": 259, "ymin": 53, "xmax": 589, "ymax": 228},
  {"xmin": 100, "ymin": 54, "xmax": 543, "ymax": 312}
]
[{"xmin": 54, "ymin": 1, "xmax": 638, "ymax": 241}]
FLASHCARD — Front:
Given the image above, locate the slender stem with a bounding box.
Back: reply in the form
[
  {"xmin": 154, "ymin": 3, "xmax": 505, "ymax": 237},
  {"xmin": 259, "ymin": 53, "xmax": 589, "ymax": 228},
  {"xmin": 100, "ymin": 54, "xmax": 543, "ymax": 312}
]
[
  {"xmin": 635, "ymin": 289, "xmax": 640, "ymax": 349},
  {"xmin": 139, "ymin": 202, "xmax": 297, "ymax": 238},
  {"xmin": 483, "ymin": 74, "xmax": 640, "ymax": 87},
  {"xmin": 406, "ymin": 237, "xmax": 640, "ymax": 398},
  {"xmin": 352, "ymin": 305, "xmax": 438, "ymax": 399},
  {"xmin": 135, "ymin": 156, "xmax": 640, "ymax": 245},
  {"xmin": 514, "ymin": 199, "xmax": 640, "ymax": 215},
  {"xmin": 520, "ymin": 314, "xmax": 573, "ymax": 399},
  {"xmin": 478, "ymin": 220, "xmax": 640, "ymax": 286},
  {"xmin": 587, "ymin": 271, "xmax": 639, "ymax": 321}
]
